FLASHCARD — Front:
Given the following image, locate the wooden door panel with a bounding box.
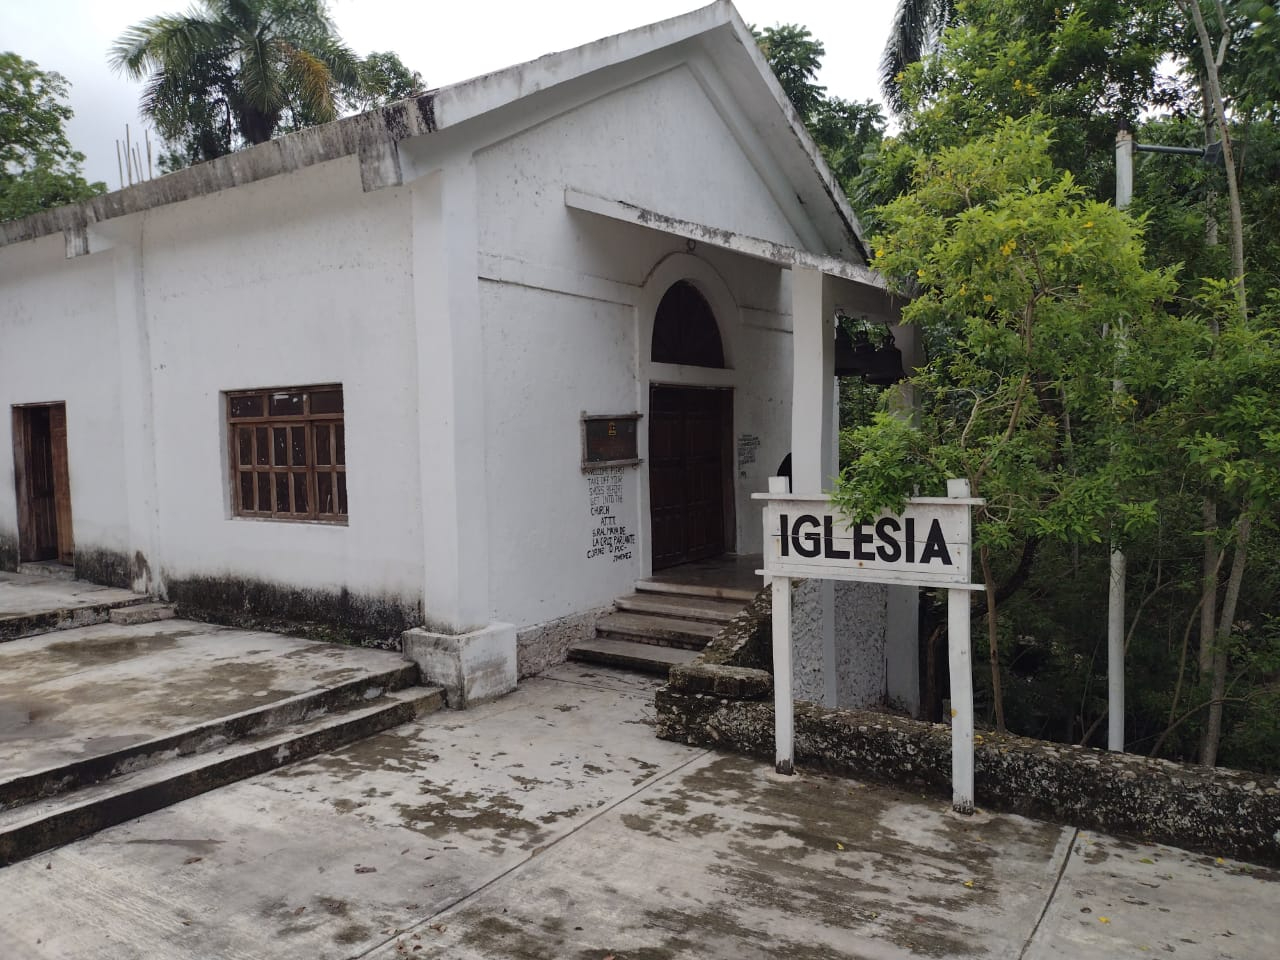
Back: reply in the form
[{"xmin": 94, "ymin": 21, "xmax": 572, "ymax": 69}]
[
  {"xmin": 28, "ymin": 407, "xmax": 58, "ymax": 561},
  {"xmin": 49, "ymin": 403, "xmax": 74, "ymax": 563},
  {"xmin": 648, "ymin": 386, "xmax": 728, "ymax": 569}
]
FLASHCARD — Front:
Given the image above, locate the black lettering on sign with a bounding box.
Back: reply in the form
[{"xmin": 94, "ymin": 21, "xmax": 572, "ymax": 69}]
[
  {"xmin": 792, "ymin": 515, "xmax": 821, "ymax": 557},
  {"xmin": 823, "ymin": 516, "xmax": 850, "ymax": 559},
  {"xmin": 853, "ymin": 523, "xmax": 875, "ymax": 561},
  {"xmin": 875, "ymin": 517, "xmax": 902, "ymax": 562},
  {"xmin": 919, "ymin": 518, "xmax": 953, "ymax": 565},
  {"xmin": 775, "ymin": 510, "xmax": 957, "ymax": 569}
]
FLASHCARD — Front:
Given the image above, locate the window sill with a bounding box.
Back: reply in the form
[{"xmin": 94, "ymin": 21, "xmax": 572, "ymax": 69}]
[{"xmin": 229, "ymin": 515, "xmax": 349, "ymax": 527}]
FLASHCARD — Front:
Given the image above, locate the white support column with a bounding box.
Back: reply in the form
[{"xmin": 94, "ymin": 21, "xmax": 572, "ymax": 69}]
[
  {"xmin": 410, "ymin": 162, "xmax": 493, "ymax": 634},
  {"xmin": 1108, "ymin": 550, "xmax": 1126, "ymax": 751},
  {"xmin": 789, "ymin": 266, "xmax": 836, "ymax": 495},
  {"xmin": 947, "ymin": 477, "xmax": 975, "ymax": 813},
  {"xmin": 790, "ymin": 266, "xmax": 837, "ymax": 706},
  {"xmin": 113, "ymin": 235, "xmax": 161, "ymax": 594},
  {"xmin": 772, "ymin": 574, "xmax": 794, "ymax": 775},
  {"xmin": 947, "ymin": 586, "xmax": 975, "ymax": 814}
]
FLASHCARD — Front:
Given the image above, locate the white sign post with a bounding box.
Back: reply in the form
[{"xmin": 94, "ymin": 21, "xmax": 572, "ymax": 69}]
[{"xmin": 754, "ymin": 478, "xmax": 984, "ymax": 814}]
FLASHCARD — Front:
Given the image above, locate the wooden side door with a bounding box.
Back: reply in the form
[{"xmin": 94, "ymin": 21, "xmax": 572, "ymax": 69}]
[
  {"xmin": 11, "ymin": 404, "xmax": 72, "ymax": 564},
  {"xmin": 648, "ymin": 386, "xmax": 730, "ymax": 570}
]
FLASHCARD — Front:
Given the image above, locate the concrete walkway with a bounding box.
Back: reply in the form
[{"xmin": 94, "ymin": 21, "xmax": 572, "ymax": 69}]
[{"xmin": 0, "ymin": 663, "xmax": 1274, "ymax": 959}]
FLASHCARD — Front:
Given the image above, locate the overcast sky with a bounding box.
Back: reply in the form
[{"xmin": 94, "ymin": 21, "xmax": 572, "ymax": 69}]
[{"xmin": 1, "ymin": 0, "xmax": 898, "ymax": 191}]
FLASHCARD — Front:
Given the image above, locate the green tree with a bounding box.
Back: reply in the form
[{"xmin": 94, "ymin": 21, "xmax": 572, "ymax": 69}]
[
  {"xmin": 753, "ymin": 24, "xmax": 885, "ymax": 198},
  {"xmin": 858, "ymin": 0, "xmax": 1176, "ymax": 223},
  {"xmin": 0, "ymin": 53, "xmax": 104, "ymax": 220},
  {"xmin": 111, "ymin": 0, "xmax": 364, "ymax": 158},
  {"xmin": 340, "ymin": 51, "xmax": 425, "ymax": 115},
  {"xmin": 754, "ymin": 23, "xmax": 827, "ymax": 120},
  {"xmin": 835, "ymin": 117, "xmax": 1176, "ymax": 730},
  {"xmin": 855, "ymin": 0, "xmax": 1280, "ymax": 769},
  {"xmin": 880, "ymin": 0, "xmax": 956, "ymax": 113}
]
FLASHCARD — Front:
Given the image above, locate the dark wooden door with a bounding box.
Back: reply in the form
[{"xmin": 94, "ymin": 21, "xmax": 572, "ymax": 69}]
[
  {"xmin": 12, "ymin": 404, "xmax": 73, "ymax": 564},
  {"xmin": 649, "ymin": 386, "xmax": 730, "ymax": 570}
]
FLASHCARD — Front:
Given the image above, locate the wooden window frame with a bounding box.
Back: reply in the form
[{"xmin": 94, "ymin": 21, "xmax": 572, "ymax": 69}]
[{"xmin": 226, "ymin": 385, "xmax": 347, "ymax": 524}]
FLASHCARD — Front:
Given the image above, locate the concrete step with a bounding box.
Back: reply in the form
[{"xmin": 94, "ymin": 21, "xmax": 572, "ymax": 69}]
[
  {"xmin": 108, "ymin": 602, "xmax": 176, "ymax": 626},
  {"xmin": 16, "ymin": 562, "xmax": 76, "ymax": 582},
  {"xmin": 567, "ymin": 637, "xmax": 700, "ymax": 675},
  {"xmin": 614, "ymin": 592, "xmax": 744, "ymax": 624},
  {"xmin": 0, "ymin": 596, "xmax": 151, "ymax": 643},
  {"xmin": 0, "ymin": 662, "xmax": 420, "ymax": 812},
  {"xmin": 595, "ymin": 611, "xmax": 721, "ymax": 651},
  {"xmin": 635, "ymin": 578, "xmax": 758, "ymax": 604},
  {"xmin": 0, "ymin": 685, "xmax": 443, "ymax": 867}
]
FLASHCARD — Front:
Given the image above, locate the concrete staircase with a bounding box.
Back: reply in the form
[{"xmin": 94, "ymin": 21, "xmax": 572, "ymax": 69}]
[
  {"xmin": 0, "ymin": 660, "xmax": 443, "ymax": 867},
  {"xmin": 568, "ymin": 577, "xmax": 754, "ymax": 675}
]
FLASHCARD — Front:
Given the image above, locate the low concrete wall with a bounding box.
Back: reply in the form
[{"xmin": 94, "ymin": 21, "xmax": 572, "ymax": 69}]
[
  {"xmin": 656, "ymin": 587, "xmax": 1280, "ymax": 867},
  {"xmin": 515, "ymin": 607, "xmax": 609, "ymax": 679},
  {"xmin": 165, "ymin": 573, "xmax": 421, "ymax": 649}
]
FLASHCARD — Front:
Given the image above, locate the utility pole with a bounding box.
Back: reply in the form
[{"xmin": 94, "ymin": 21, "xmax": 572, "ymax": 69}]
[
  {"xmin": 1108, "ymin": 123, "xmax": 1134, "ymax": 753},
  {"xmin": 1108, "ymin": 120, "xmax": 1221, "ymax": 753}
]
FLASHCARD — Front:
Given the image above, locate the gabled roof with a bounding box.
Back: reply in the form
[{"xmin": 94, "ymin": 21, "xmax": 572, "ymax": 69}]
[{"xmin": 0, "ymin": 1, "xmax": 867, "ymax": 262}]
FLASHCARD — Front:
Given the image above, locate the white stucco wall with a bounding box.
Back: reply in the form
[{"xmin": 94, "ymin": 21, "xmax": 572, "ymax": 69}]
[
  {"xmin": 472, "ymin": 64, "xmax": 798, "ymax": 629},
  {"xmin": 0, "ymin": 233, "xmax": 130, "ymax": 563},
  {"xmin": 139, "ymin": 156, "xmax": 424, "ymax": 604}
]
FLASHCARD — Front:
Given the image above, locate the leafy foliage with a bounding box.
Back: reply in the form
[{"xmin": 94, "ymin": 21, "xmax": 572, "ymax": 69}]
[
  {"xmin": 836, "ymin": 117, "xmax": 1176, "ymax": 728},
  {"xmin": 848, "ymin": 0, "xmax": 1280, "ymax": 770},
  {"xmin": 0, "ymin": 53, "xmax": 104, "ymax": 220},
  {"xmin": 112, "ymin": 1, "xmax": 421, "ymax": 169},
  {"xmin": 753, "ymin": 23, "xmax": 886, "ymax": 200}
]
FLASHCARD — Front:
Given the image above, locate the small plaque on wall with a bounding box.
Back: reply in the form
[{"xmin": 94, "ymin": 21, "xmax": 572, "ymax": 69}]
[{"xmin": 582, "ymin": 413, "xmax": 642, "ymax": 470}]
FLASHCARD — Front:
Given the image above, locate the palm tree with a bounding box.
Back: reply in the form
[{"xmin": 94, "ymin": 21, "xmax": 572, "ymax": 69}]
[
  {"xmin": 879, "ymin": 0, "xmax": 957, "ymax": 114},
  {"xmin": 111, "ymin": 0, "xmax": 363, "ymax": 159}
]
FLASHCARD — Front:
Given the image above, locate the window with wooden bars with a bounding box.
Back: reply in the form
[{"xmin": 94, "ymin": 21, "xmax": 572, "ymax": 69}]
[{"xmin": 227, "ymin": 385, "xmax": 347, "ymax": 522}]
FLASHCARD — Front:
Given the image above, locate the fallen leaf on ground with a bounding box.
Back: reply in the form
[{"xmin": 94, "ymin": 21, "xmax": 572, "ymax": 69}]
[
  {"xmin": 1099, "ymin": 917, "xmax": 1111, "ymax": 924},
  {"xmin": 963, "ymin": 880, "xmax": 974, "ymax": 889},
  {"xmin": 355, "ymin": 865, "xmax": 377, "ymax": 874},
  {"xmin": 835, "ymin": 842, "xmax": 844, "ymax": 851}
]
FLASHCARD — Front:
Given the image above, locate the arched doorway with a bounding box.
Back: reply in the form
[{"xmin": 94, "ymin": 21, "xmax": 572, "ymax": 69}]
[{"xmin": 648, "ymin": 281, "xmax": 732, "ymax": 570}]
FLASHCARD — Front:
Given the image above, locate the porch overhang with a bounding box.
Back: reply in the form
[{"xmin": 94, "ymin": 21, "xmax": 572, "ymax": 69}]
[{"xmin": 564, "ymin": 189, "xmax": 885, "ymax": 290}]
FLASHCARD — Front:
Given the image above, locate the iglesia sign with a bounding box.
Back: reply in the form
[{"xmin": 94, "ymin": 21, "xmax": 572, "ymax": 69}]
[
  {"xmin": 755, "ymin": 481, "xmax": 983, "ymax": 814},
  {"xmin": 762, "ymin": 497, "xmax": 974, "ymax": 588}
]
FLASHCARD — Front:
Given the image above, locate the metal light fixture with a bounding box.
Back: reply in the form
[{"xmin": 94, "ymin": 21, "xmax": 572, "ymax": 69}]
[{"xmin": 834, "ymin": 321, "xmax": 906, "ymax": 385}]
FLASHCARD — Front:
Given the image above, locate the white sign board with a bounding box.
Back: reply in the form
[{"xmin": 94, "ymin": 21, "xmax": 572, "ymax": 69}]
[{"xmin": 757, "ymin": 494, "xmax": 980, "ymax": 589}]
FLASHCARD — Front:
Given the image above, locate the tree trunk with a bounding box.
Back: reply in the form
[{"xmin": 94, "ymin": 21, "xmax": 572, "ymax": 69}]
[
  {"xmin": 1180, "ymin": 0, "xmax": 1248, "ymax": 316},
  {"xmin": 1201, "ymin": 512, "xmax": 1251, "ymax": 768},
  {"xmin": 1198, "ymin": 499, "xmax": 1219, "ymax": 680}
]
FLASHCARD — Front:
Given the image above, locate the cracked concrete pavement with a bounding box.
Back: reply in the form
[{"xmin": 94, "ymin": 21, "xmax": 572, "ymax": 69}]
[{"xmin": 0, "ymin": 663, "xmax": 1275, "ymax": 959}]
